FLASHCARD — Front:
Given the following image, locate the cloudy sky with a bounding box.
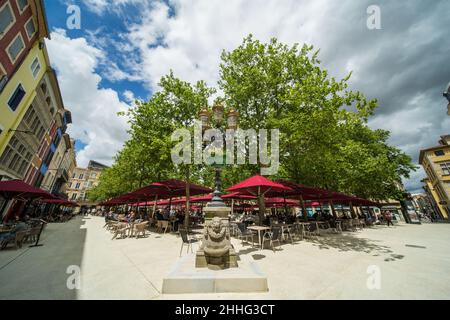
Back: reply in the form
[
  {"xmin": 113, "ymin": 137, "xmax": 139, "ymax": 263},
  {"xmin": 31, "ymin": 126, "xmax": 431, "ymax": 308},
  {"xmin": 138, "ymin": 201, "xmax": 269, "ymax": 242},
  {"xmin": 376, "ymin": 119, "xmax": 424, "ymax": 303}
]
[{"xmin": 44, "ymin": 0, "xmax": 450, "ymax": 193}]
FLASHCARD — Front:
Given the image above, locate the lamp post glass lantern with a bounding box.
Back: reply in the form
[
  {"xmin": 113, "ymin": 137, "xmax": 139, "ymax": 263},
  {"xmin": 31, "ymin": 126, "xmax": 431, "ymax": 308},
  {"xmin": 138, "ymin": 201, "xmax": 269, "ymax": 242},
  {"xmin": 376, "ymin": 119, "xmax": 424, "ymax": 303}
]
[{"xmin": 200, "ymin": 102, "xmax": 238, "ymax": 207}]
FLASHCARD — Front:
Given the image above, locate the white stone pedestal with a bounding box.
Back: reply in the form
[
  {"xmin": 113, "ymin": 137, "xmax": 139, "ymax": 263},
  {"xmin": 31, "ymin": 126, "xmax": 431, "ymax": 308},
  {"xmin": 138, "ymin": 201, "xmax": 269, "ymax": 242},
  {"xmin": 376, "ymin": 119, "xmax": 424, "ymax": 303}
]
[{"xmin": 162, "ymin": 254, "xmax": 268, "ymax": 294}]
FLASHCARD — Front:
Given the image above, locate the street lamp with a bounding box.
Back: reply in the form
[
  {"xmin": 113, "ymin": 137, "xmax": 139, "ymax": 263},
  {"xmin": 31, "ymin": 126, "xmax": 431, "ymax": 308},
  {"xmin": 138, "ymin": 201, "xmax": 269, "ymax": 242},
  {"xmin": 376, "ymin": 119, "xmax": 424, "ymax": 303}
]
[
  {"xmin": 199, "ymin": 102, "xmax": 239, "ymax": 207},
  {"xmin": 444, "ymin": 82, "xmax": 450, "ymax": 115}
]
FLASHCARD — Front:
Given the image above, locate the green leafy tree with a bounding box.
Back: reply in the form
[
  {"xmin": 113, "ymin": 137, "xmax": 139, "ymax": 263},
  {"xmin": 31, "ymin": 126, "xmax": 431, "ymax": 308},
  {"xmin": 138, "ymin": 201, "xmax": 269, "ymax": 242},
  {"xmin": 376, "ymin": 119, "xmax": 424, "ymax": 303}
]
[
  {"xmin": 91, "ymin": 35, "xmax": 416, "ymax": 218},
  {"xmin": 219, "ymin": 35, "xmax": 416, "ymax": 200}
]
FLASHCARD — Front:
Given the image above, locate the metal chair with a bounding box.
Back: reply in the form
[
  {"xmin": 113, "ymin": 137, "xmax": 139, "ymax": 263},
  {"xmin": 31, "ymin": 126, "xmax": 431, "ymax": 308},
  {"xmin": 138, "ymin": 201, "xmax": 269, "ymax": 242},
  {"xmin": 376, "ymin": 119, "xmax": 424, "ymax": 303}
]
[
  {"xmin": 262, "ymin": 226, "xmax": 282, "ymax": 252},
  {"xmin": 134, "ymin": 222, "xmax": 149, "ymax": 238},
  {"xmin": 1, "ymin": 230, "xmax": 28, "ymax": 250},
  {"xmin": 111, "ymin": 223, "xmax": 130, "ymax": 240},
  {"xmin": 292, "ymin": 223, "xmax": 305, "ymax": 240},
  {"xmin": 304, "ymin": 222, "xmax": 319, "ymax": 239},
  {"xmin": 328, "ymin": 220, "xmax": 341, "ymax": 234},
  {"xmin": 236, "ymin": 223, "xmax": 255, "ymax": 246},
  {"xmin": 281, "ymin": 225, "xmax": 294, "ymax": 244},
  {"xmin": 179, "ymin": 228, "xmax": 196, "ymax": 257}
]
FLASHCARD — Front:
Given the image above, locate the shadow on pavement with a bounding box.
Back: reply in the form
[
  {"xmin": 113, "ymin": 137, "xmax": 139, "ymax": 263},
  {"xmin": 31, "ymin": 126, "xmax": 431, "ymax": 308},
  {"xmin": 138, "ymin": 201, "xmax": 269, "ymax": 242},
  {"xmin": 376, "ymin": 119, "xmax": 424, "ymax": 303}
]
[
  {"xmin": 308, "ymin": 232, "xmax": 405, "ymax": 262},
  {"xmin": 0, "ymin": 216, "xmax": 87, "ymax": 300}
]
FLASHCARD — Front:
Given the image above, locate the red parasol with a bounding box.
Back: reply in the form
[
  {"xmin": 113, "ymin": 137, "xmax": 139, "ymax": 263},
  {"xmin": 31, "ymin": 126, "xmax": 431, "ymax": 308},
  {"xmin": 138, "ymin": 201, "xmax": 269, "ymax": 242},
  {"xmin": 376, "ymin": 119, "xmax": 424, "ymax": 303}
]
[
  {"xmin": 227, "ymin": 175, "xmax": 292, "ymax": 195},
  {"xmin": 227, "ymin": 176, "xmax": 292, "ymax": 225},
  {"xmin": 0, "ymin": 180, "xmax": 57, "ymax": 200}
]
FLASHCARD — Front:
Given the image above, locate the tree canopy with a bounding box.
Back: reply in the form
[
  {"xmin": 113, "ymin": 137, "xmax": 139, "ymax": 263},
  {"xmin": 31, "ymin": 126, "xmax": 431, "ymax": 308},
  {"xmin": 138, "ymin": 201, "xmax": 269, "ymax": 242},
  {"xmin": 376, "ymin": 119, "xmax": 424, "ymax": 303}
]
[{"xmin": 88, "ymin": 35, "xmax": 416, "ymax": 203}]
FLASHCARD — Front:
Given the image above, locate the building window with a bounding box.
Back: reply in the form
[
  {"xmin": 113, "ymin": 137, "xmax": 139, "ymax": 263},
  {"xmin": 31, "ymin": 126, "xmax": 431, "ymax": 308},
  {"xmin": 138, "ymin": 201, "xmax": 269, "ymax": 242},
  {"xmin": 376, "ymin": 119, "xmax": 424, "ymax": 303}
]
[
  {"xmin": 34, "ymin": 173, "xmax": 44, "ymax": 188},
  {"xmin": 0, "ymin": 63, "xmax": 7, "ymax": 93},
  {"xmin": 18, "ymin": 159, "xmax": 28, "ymax": 175},
  {"xmin": 10, "ymin": 136, "xmax": 18, "ymax": 148},
  {"xmin": 36, "ymin": 126, "xmax": 45, "ymax": 140},
  {"xmin": 0, "ymin": 2, "xmax": 15, "ymax": 39},
  {"xmin": 440, "ymin": 162, "xmax": 450, "ymax": 176},
  {"xmin": 9, "ymin": 154, "xmax": 20, "ymax": 171},
  {"xmin": 79, "ymin": 174, "xmax": 84, "ymax": 180},
  {"xmin": 16, "ymin": 0, "xmax": 29, "ymax": 13},
  {"xmin": 7, "ymin": 34, "xmax": 25, "ymax": 64},
  {"xmin": 75, "ymin": 183, "xmax": 80, "ymax": 189},
  {"xmin": 0, "ymin": 146, "xmax": 13, "ymax": 166},
  {"xmin": 71, "ymin": 193, "xmax": 77, "ymax": 200},
  {"xmin": 435, "ymin": 150, "xmax": 445, "ymax": 156},
  {"xmin": 25, "ymin": 18, "xmax": 35, "ymax": 39},
  {"xmin": 41, "ymin": 82, "xmax": 47, "ymax": 94},
  {"xmin": 7, "ymin": 84, "xmax": 26, "ymax": 111},
  {"xmin": 23, "ymin": 106, "xmax": 34, "ymax": 124},
  {"xmin": 30, "ymin": 57, "xmax": 40, "ymax": 78},
  {"xmin": 30, "ymin": 116, "xmax": 40, "ymax": 133}
]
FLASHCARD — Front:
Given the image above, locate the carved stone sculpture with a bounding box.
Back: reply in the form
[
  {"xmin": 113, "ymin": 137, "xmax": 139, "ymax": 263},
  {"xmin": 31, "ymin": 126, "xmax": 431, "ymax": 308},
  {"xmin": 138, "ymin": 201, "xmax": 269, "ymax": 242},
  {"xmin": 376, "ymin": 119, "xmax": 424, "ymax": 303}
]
[{"xmin": 196, "ymin": 217, "xmax": 238, "ymax": 269}]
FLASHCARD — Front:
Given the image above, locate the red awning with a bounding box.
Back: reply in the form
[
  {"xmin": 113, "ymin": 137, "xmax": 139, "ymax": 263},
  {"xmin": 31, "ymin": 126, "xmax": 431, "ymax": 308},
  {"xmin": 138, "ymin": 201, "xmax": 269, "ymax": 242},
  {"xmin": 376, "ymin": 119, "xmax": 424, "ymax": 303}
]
[
  {"xmin": 265, "ymin": 197, "xmax": 299, "ymax": 206},
  {"xmin": 151, "ymin": 180, "xmax": 213, "ymax": 198},
  {"xmin": 0, "ymin": 180, "xmax": 56, "ymax": 200},
  {"xmin": 227, "ymin": 175, "xmax": 292, "ymax": 196},
  {"xmin": 160, "ymin": 192, "xmax": 258, "ymax": 205},
  {"xmin": 222, "ymin": 192, "xmax": 257, "ymax": 200},
  {"xmin": 125, "ymin": 180, "xmax": 213, "ymax": 202},
  {"xmin": 40, "ymin": 198, "xmax": 79, "ymax": 207},
  {"xmin": 274, "ymin": 180, "xmax": 332, "ymax": 200}
]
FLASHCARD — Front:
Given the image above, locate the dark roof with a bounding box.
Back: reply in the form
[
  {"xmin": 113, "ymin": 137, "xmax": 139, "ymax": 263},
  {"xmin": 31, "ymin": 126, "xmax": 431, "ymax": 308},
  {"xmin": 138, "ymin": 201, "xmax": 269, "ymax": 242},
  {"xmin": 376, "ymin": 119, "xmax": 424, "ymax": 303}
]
[{"xmin": 88, "ymin": 161, "xmax": 109, "ymax": 170}]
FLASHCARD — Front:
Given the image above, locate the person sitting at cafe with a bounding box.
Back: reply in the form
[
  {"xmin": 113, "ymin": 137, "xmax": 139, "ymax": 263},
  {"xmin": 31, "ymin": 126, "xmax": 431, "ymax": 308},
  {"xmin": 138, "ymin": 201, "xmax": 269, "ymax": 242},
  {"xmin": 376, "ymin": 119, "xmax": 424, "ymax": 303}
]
[
  {"xmin": 263, "ymin": 215, "xmax": 271, "ymax": 226},
  {"xmin": 155, "ymin": 210, "xmax": 164, "ymax": 221},
  {"xmin": 0, "ymin": 218, "xmax": 29, "ymax": 244},
  {"xmin": 173, "ymin": 211, "xmax": 185, "ymax": 231},
  {"xmin": 127, "ymin": 211, "xmax": 136, "ymax": 223},
  {"xmin": 162, "ymin": 208, "xmax": 170, "ymax": 221}
]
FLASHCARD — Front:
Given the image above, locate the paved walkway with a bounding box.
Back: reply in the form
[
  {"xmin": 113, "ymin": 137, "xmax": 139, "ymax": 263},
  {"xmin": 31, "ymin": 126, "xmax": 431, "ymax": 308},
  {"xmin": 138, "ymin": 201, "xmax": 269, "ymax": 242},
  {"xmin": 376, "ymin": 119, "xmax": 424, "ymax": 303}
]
[{"xmin": 1, "ymin": 216, "xmax": 449, "ymax": 300}]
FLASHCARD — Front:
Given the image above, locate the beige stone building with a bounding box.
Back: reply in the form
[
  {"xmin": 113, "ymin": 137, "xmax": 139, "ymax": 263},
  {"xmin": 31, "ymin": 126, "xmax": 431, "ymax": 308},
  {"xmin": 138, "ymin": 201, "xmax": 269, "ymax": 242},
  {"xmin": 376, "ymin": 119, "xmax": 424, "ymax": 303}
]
[
  {"xmin": 40, "ymin": 137, "xmax": 76, "ymax": 198},
  {"xmin": 66, "ymin": 160, "xmax": 108, "ymax": 208},
  {"xmin": 419, "ymin": 135, "xmax": 450, "ymax": 219}
]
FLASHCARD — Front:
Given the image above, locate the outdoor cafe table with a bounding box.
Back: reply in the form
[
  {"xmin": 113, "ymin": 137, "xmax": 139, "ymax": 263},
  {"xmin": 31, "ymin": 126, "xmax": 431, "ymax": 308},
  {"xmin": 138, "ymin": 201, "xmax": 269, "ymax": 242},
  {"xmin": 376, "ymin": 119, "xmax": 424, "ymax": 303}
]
[
  {"xmin": 247, "ymin": 225, "xmax": 270, "ymax": 250},
  {"xmin": 272, "ymin": 223, "xmax": 293, "ymax": 241},
  {"xmin": 295, "ymin": 221, "xmax": 327, "ymax": 236}
]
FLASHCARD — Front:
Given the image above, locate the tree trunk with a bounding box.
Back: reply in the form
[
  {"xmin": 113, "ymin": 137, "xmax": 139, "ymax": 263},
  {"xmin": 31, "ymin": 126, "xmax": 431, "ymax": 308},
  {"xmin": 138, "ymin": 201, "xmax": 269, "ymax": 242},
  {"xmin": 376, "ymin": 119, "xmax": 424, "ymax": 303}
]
[
  {"xmin": 349, "ymin": 202, "xmax": 356, "ymax": 218},
  {"xmin": 257, "ymin": 187, "xmax": 265, "ymax": 226},
  {"xmin": 330, "ymin": 200, "xmax": 338, "ymax": 219},
  {"xmin": 300, "ymin": 195, "xmax": 308, "ymax": 221},
  {"xmin": 184, "ymin": 166, "xmax": 190, "ymax": 229},
  {"xmin": 152, "ymin": 195, "xmax": 158, "ymax": 218}
]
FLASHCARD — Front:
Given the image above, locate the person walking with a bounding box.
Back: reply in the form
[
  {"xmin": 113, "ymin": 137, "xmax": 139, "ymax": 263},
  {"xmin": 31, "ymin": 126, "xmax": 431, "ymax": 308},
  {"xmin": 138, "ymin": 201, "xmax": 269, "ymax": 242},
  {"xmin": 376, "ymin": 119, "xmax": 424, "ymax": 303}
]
[{"xmin": 384, "ymin": 210, "xmax": 394, "ymax": 227}]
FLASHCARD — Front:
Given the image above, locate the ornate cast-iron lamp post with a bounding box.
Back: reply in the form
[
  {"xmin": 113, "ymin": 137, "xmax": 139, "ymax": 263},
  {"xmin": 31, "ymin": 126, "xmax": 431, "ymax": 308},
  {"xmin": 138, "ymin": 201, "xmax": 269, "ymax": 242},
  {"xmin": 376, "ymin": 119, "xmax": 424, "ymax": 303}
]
[
  {"xmin": 195, "ymin": 102, "xmax": 240, "ymax": 269},
  {"xmin": 199, "ymin": 103, "xmax": 239, "ymax": 207}
]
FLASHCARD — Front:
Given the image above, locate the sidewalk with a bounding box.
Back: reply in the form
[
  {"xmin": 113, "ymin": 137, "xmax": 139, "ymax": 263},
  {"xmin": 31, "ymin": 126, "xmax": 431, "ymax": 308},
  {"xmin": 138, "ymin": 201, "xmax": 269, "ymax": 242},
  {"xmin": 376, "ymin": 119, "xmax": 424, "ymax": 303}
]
[{"xmin": 1, "ymin": 216, "xmax": 450, "ymax": 300}]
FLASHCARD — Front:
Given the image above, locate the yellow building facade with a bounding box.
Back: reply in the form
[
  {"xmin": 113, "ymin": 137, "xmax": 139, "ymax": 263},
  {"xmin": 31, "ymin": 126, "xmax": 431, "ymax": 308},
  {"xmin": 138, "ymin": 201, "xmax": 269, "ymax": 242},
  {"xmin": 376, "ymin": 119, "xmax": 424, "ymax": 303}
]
[
  {"xmin": 0, "ymin": 40, "xmax": 48, "ymax": 156},
  {"xmin": 419, "ymin": 135, "xmax": 450, "ymax": 219}
]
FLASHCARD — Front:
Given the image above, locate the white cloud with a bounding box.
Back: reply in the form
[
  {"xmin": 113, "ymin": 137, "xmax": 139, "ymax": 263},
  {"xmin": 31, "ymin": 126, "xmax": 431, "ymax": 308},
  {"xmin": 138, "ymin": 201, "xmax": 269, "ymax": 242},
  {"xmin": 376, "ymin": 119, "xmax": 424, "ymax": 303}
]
[
  {"xmin": 82, "ymin": 0, "xmax": 147, "ymax": 15},
  {"xmin": 46, "ymin": 29, "xmax": 130, "ymax": 167},
  {"xmin": 123, "ymin": 90, "xmax": 135, "ymax": 103}
]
